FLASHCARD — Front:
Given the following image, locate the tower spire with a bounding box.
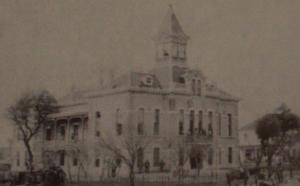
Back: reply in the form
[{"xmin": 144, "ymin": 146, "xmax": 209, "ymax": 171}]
[
  {"xmin": 155, "ymin": 5, "xmax": 189, "ymax": 41},
  {"xmin": 152, "ymin": 6, "xmax": 189, "ymax": 89}
]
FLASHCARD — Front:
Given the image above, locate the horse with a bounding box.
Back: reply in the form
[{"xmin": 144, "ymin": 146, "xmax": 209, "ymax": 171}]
[{"xmin": 226, "ymin": 168, "xmax": 249, "ymax": 186}]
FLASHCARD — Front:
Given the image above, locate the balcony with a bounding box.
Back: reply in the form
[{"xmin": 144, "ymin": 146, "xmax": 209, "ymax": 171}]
[{"xmin": 184, "ymin": 130, "xmax": 213, "ymax": 144}]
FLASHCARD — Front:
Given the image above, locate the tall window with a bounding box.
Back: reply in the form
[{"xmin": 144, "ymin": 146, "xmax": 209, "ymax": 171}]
[
  {"xmin": 219, "ymin": 148, "xmax": 222, "ymax": 165},
  {"xmin": 59, "ymin": 151, "xmax": 65, "ymax": 166},
  {"xmin": 96, "ymin": 131, "xmax": 100, "ymax": 137},
  {"xmin": 116, "ymin": 109, "xmax": 120, "ymax": 123},
  {"xmin": 191, "ymin": 79, "xmax": 196, "ymax": 95},
  {"xmin": 208, "ymin": 111, "xmax": 213, "ymax": 136},
  {"xmin": 95, "ymin": 111, "xmax": 100, "ymax": 136},
  {"xmin": 116, "ymin": 124, "xmax": 122, "ymax": 136},
  {"xmin": 179, "ymin": 110, "xmax": 184, "ymax": 135},
  {"xmin": 73, "ymin": 158, "xmax": 78, "ymax": 166},
  {"xmin": 153, "ymin": 148, "xmax": 160, "ymax": 167},
  {"xmin": 60, "ymin": 125, "xmax": 65, "ymax": 139},
  {"xmin": 137, "ymin": 108, "xmax": 144, "ymax": 135},
  {"xmin": 189, "ymin": 110, "xmax": 194, "ymax": 135},
  {"xmin": 169, "ymin": 98, "xmax": 176, "ymax": 111},
  {"xmin": 218, "ymin": 113, "xmax": 222, "ymax": 136},
  {"xmin": 245, "ymin": 149, "xmax": 253, "ymax": 161},
  {"xmin": 72, "ymin": 125, "xmax": 79, "ymax": 140},
  {"xmin": 208, "ymin": 149, "xmax": 213, "ymax": 166},
  {"xmin": 190, "ymin": 153, "xmax": 202, "ymax": 169},
  {"xmin": 95, "ymin": 159, "xmax": 100, "ymax": 167},
  {"xmin": 154, "ymin": 109, "xmax": 160, "ymax": 135},
  {"xmin": 198, "ymin": 111, "xmax": 203, "ymax": 135},
  {"xmin": 228, "ymin": 114, "xmax": 232, "ymax": 137},
  {"xmin": 228, "ymin": 147, "xmax": 232, "ymax": 164},
  {"xmin": 46, "ymin": 126, "xmax": 52, "ymax": 141},
  {"xmin": 197, "ymin": 80, "xmax": 201, "ymax": 96},
  {"xmin": 179, "ymin": 148, "xmax": 184, "ymax": 166},
  {"xmin": 16, "ymin": 152, "xmax": 20, "ymax": 167},
  {"xmin": 116, "ymin": 109, "xmax": 122, "ymax": 136}
]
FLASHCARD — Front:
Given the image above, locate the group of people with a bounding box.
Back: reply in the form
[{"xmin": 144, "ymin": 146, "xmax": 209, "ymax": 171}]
[
  {"xmin": 138, "ymin": 160, "xmax": 166, "ymax": 173},
  {"xmin": 1, "ymin": 166, "xmax": 67, "ymax": 186},
  {"xmin": 227, "ymin": 166, "xmax": 286, "ymax": 186},
  {"xmin": 42, "ymin": 166, "xmax": 66, "ymax": 186}
]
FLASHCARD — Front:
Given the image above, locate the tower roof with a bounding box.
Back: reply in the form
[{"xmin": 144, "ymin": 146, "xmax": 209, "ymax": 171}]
[{"xmin": 155, "ymin": 5, "xmax": 189, "ymax": 41}]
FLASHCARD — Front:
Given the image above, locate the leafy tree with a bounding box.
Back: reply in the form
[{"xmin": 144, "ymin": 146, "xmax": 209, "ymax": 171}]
[
  {"xmin": 255, "ymin": 105, "xmax": 300, "ymax": 178},
  {"xmin": 7, "ymin": 90, "xmax": 58, "ymax": 172}
]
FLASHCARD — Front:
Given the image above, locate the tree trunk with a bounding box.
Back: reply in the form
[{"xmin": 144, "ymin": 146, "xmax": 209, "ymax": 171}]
[
  {"xmin": 129, "ymin": 166, "xmax": 135, "ymax": 186},
  {"xmin": 24, "ymin": 140, "xmax": 34, "ymax": 172},
  {"xmin": 267, "ymin": 155, "xmax": 272, "ymax": 178},
  {"xmin": 77, "ymin": 163, "xmax": 81, "ymax": 183},
  {"xmin": 289, "ymin": 162, "xmax": 293, "ymax": 178},
  {"xmin": 67, "ymin": 159, "xmax": 73, "ymax": 183}
]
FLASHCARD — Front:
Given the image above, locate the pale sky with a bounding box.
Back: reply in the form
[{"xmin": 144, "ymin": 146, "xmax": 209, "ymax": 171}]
[{"xmin": 0, "ymin": 0, "xmax": 299, "ymax": 146}]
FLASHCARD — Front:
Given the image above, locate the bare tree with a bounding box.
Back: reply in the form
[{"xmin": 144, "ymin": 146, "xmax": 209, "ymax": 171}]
[
  {"xmin": 97, "ymin": 124, "xmax": 150, "ymax": 186},
  {"xmin": 62, "ymin": 144, "xmax": 89, "ymax": 183},
  {"xmin": 7, "ymin": 90, "xmax": 58, "ymax": 172},
  {"xmin": 168, "ymin": 136, "xmax": 209, "ymax": 184}
]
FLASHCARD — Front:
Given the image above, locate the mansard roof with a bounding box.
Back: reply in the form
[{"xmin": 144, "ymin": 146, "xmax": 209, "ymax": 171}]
[
  {"xmin": 239, "ymin": 120, "xmax": 259, "ymax": 131},
  {"xmin": 205, "ymin": 83, "xmax": 239, "ymax": 101},
  {"xmin": 155, "ymin": 5, "xmax": 189, "ymax": 41}
]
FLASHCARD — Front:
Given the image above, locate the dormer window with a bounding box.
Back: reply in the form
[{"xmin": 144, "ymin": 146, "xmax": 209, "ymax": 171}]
[
  {"xmin": 179, "ymin": 45, "xmax": 185, "ymax": 58},
  {"xmin": 96, "ymin": 111, "xmax": 101, "ymax": 118},
  {"xmin": 163, "ymin": 49, "xmax": 169, "ymax": 56},
  {"xmin": 172, "ymin": 44, "xmax": 178, "ymax": 57},
  {"xmin": 179, "ymin": 77, "xmax": 185, "ymax": 84}
]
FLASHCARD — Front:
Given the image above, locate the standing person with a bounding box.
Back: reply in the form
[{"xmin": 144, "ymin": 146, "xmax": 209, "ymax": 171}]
[
  {"xmin": 159, "ymin": 160, "xmax": 165, "ymax": 172},
  {"xmin": 57, "ymin": 167, "xmax": 66, "ymax": 186},
  {"xmin": 144, "ymin": 160, "xmax": 150, "ymax": 173}
]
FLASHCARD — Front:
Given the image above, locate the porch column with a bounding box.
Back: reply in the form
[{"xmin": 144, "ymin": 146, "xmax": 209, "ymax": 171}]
[
  {"xmin": 54, "ymin": 119, "xmax": 57, "ymax": 141},
  {"xmin": 67, "ymin": 117, "xmax": 71, "ymax": 143}
]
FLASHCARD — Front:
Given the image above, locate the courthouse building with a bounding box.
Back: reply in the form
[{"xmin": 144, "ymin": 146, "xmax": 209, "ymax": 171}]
[{"xmin": 10, "ymin": 6, "xmax": 240, "ymax": 181}]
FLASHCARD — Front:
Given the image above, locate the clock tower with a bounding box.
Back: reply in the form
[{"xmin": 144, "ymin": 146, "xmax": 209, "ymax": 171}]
[{"xmin": 152, "ymin": 5, "xmax": 190, "ymax": 89}]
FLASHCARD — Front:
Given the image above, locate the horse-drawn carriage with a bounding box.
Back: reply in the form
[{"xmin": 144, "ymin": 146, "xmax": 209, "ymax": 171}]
[
  {"xmin": 0, "ymin": 166, "xmax": 66, "ymax": 186},
  {"xmin": 226, "ymin": 168, "xmax": 249, "ymax": 185},
  {"xmin": 0, "ymin": 164, "xmax": 12, "ymax": 185}
]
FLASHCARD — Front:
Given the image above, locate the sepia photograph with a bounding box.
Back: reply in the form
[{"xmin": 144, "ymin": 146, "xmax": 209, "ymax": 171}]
[{"xmin": 0, "ymin": 0, "xmax": 299, "ymax": 185}]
